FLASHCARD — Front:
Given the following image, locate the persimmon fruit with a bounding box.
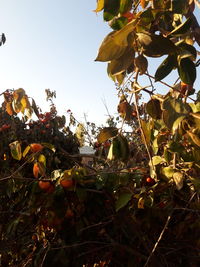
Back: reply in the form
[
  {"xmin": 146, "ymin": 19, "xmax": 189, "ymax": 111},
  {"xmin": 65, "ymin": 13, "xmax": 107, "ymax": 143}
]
[
  {"xmin": 38, "ymin": 181, "xmax": 54, "ymax": 193},
  {"xmin": 60, "ymin": 179, "xmax": 74, "ymax": 189},
  {"xmin": 30, "ymin": 143, "xmax": 43, "ymax": 153}
]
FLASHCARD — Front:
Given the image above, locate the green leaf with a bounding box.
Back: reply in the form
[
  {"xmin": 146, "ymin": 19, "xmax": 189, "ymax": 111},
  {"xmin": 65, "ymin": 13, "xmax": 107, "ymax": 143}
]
[
  {"xmin": 95, "ymin": 19, "xmax": 139, "ymax": 61},
  {"xmin": 137, "ymin": 32, "xmax": 177, "ymax": 57},
  {"xmin": 103, "ymin": 0, "xmax": 120, "ymax": 21},
  {"xmin": 110, "ymin": 16, "xmax": 128, "ymax": 31},
  {"xmin": 115, "ymin": 192, "xmax": 132, "ymax": 211},
  {"xmin": 119, "ymin": 0, "xmax": 133, "ymax": 14},
  {"xmin": 97, "ymin": 127, "xmax": 118, "ymax": 143},
  {"xmin": 109, "ymin": 47, "xmax": 135, "ymax": 75},
  {"xmin": 168, "ymin": 18, "xmax": 192, "ymax": 37},
  {"xmin": 178, "ymin": 57, "xmax": 196, "ymax": 85},
  {"xmin": 9, "ymin": 141, "xmax": 22, "ymax": 161},
  {"xmin": 94, "ymin": 0, "xmax": 104, "ymax": 12},
  {"xmin": 155, "ymin": 55, "xmax": 176, "ymax": 81},
  {"xmin": 146, "ymin": 99, "xmax": 162, "ymax": 119}
]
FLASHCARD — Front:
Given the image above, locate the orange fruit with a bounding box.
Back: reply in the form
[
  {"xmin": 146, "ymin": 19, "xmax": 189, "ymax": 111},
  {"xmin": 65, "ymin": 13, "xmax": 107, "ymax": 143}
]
[
  {"xmin": 30, "ymin": 143, "xmax": 43, "ymax": 153},
  {"xmin": 38, "ymin": 181, "xmax": 54, "ymax": 193},
  {"xmin": 33, "ymin": 163, "xmax": 39, "ymax": 178},
  {"xmin": 60, "ymin": 179, "xmax": 74, "ymax": 189}
]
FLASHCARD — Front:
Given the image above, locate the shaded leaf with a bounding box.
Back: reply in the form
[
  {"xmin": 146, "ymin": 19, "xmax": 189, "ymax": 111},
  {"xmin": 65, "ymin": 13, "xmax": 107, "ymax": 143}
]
[
  {"xmin": 109, "ymin": 47, "xmax": 135, "ymax": 75},
  {"xmin": 138, "ymin": 197, "xmax": 145, "ymax": 209},
  {"xmin": 115, "ymin": 192, "xmax": 132, "ymax": 211},
  {"xmin": 168, "ymin": 18, "xmax": 192, "ymax": 37},
  {"xmin": 178, "ymin": 57, "xmax": 196, "ymax": 85},
  {"xmin": 109, "ymin": 16, "xmax": 128, "ymax": 30},
  {"xmin": 6, "ymin": 102, "xmax": 14, "ymax": 116},
  {"xmin": 137, "ymin": 32, "xmax": 177, "ymax": 57},
  {"xmin": 103, "ymin": 0, "xmax": 120, "ymax": 21},
  {"xmin": 146, "ymin": 99, "xmax": 162, "ymax": 119},
  {"xmin": 119, "ymin": 0, "xmax": 133, "ymax": 14},
  {"xmin": 155, "ymin": 55, "xmax": 176, "ymax": 81},
  {"xmin": 134, "ymin": 54, "xmax": 148, "ymax": 74}
]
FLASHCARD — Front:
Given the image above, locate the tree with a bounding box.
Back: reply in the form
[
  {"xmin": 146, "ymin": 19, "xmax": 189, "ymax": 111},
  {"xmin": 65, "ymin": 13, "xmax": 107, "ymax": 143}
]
[{"xmin": 1, "ymin": 1, "xmax": 200, "ymax": 266}]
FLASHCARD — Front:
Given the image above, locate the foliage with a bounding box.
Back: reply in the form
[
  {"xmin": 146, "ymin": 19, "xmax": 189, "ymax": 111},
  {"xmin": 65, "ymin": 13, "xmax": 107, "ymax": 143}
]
[{"xmin": 1, "ymin": 1, "xmax": 200, "ymax": 266}]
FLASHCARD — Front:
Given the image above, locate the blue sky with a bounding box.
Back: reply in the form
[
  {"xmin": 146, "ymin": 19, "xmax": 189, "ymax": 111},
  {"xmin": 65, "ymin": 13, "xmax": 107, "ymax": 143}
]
[
  {"xmin": 0, "ymin": 1, "xmax": 199, "ymax": 124},
  {"xmin": 0, "ymin": 0, "xmax": 117, "ymax": 124}
]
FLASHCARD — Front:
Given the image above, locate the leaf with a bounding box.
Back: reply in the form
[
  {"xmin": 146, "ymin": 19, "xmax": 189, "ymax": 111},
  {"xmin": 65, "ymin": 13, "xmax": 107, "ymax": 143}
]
[
  {"xmin": 109, "ymin": 16, "xmax": 128, "ymax": 31},
  {"xmin": 109, "ymin": 47, "xmax": 135, "ymax": 75},
  {"xmin": 32, "ymin": 98, "xmax": 40, "ymax": 118},
  {"xmin": 137, "ymin": 32, "xmax": 177, "ymax": 57},
  {"xmin": 41, "ymin": 143, "xmax": 56, "ymax": 152},
  {"xmin": 155, "ymin": 55, "xmax": 176, "ymax": 81},
  {"xmin": 178, "ymin": 57, "xmax": 196, "ymax": 85},
  {"xmin": 107, "ymin": 136, "xmax": 121, "ymax": 160},
  {"xmin": 115, "ymin": 192, "xmax": 132, "ymax": 211},
  {"xmin": 141, "ymin": 119, "xmax": 151, "ymax": 146},
  {"xmin": 177, "ymin": 42, "xmax": 197, "ymax": 60},
  {"xmin": 103, "ymin": 0, "xmax": 120, "ymax": 21},
  {"xmin": 38, "ymin": 154, "xmax": 46, "ymax": 167},
  {"xmin": 119, "ymin": 0, "xmax": 133, "ymax": 14},
  {"xmin": 117, "ymin": 134, "xmax": 130, "ymax": 161},
  {"xmin": 161, "ymin": 166, "xmax": 175, "ymax": 180},
  {"xmin": 162, "ymin": 96, "xmax": 191, "ymax": 130},
  {"xmin": 9, "ymin": 141, "xmax": 22, "ymax": 161},
  {"xmin": 97, "ymin": 127, "xmax": 118, "ymax": 143},
  {"xmin": 95, "ymin": 19, "xmax": 139, "ymax": 61},
  {"xmin": 138, "ymin": 197, "xmax": 145, "ymax": 209},
  {"xmin": 134, "ymin": 54, "xmax": 148, "ymax": 74},
  {"xmin": 94, "ymin": 0, "xmax": 104, "ymax": 12},
  {"xmin": 168, "ymin": 18, "xmax": 192, "ymax": 37},
  {"xmin": 152, "ymin": 156, "xmax": 165, "ymax": 165},
  {"xmin": 6, "ymin": 102, "xmax": 14, "ymax": 116},
  {"xmin": 117, "ymin": 100, "xmax": 133, "ymax": 121},
  {"xmin": 173, "ymin": 172, "xmax": 184, "ymax": 190},
  {"xmin": 146, "ymin": 99, "xmax": 162, "ymax": 119},
  {"xmin": 187, "ymin": 131, "xmax": 200, "ymax": 147},
  {"xmin": 23, "ymin": 145, "xmax": 30, "ymax": 157},
  {"xmin": 171, "ymin": 0, "xmax": 189, "ymax": 14}
]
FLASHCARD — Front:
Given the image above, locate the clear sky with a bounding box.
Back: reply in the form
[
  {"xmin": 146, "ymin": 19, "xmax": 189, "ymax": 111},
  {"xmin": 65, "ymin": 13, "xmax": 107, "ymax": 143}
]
[
  {"xmin": 0, "ymin": 1, "xmax": 199, "ymax": 125},
  {"xmin": 0, "ymin": 0, "xmax": 118, "ymax": 124}
]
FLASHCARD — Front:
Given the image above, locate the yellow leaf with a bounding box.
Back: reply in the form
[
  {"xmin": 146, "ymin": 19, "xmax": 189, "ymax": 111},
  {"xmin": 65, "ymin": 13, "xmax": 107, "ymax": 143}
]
[
  {"xmin": 9, "ymin": 141, "xmax": 22, "ymax": 161},
  {"xmin": 94, "ymin": 0, "xmax": 104, "ymax": 12},
  {"xmin": 6, "ymin": 102, "xmax": 14, "ymax": 116}
]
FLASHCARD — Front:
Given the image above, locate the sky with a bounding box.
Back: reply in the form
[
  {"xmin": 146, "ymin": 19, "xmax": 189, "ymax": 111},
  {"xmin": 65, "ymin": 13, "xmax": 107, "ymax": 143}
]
[
  {"xmin": 0, "ymin": 0, "xmax": 117, "ymax": 124},
  {"xmin": 0, "ymin": 1, "xmax": 199, "ymax": 125}
]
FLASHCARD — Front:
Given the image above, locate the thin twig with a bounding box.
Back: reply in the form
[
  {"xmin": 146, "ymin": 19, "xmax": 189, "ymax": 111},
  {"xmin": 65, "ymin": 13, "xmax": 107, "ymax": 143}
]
[{"xmin": 144, "ymin": 212, "xmax": 173, "ymax": 267}]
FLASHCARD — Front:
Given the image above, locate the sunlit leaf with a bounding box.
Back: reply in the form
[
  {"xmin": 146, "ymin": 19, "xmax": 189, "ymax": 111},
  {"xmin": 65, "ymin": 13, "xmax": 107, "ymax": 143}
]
[
  {"xmin": 9, "ymin": 141, "xmax": 22, "ymax": 161},
  {"xmin": 94, "ymin": 0, "xmax": 104, "ymax": 12},
  {"xmin": 97, "ymin": 127, "xmax": 118, "ymax": 143},
  {"xmin": 173, "ymin": 172, "xmax": 184, "ymax": 190}
]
